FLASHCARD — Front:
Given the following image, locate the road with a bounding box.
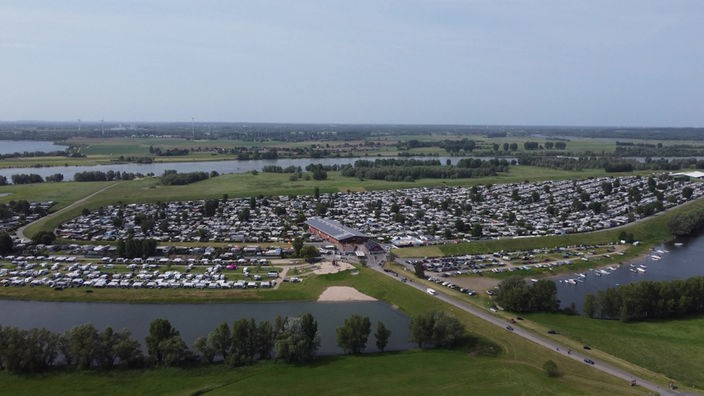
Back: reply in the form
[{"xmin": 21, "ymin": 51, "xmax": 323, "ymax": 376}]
[
  {"xmin": 15, "ymin": 182, "xmax": 123, "ymax": 243},
  {"xmin": 371, "ymin": 264, "xmax": 693, "ymax": 396}
]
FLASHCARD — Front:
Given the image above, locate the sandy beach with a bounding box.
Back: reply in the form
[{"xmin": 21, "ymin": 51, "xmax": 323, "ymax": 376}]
[{"xmin": 317, "ymin": 286, "xmax": 377, "ymax": 302}]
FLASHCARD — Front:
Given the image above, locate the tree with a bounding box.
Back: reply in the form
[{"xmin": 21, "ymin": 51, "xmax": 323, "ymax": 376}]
[
  {"xmin": 414, "ymin": 261, "xmax": 426, "ymax": 279},
  {"xmin": 300, "ymin": 245, "xmax": 320, "ymax": 259},
  {"xmin": 145, "ymin": 318, "xmax": 180, "ymax": 366},
  {"xmin": 256, "ymin": 320, "xmax": 275, "ymax": 360},
  {"xmin": 409, "ymin": 311, "xmax": 435, "ymax": 348},
  {"xmin": 61, "ymin": 323, "xmax": 99, "ymax": 370},
  {"xmin": 275, "ymin": 314, "xmax": 320, "ymax": 363},
  {"xmin": 409, "ymin": 311, "xmax": 465, "ymax": 348},
  {"xmin": 0, "ymin": 231, "xmax": 12, "ymax": 254},
  {"xmin": 336, "ymin": 314, "xmax": 371, "ymax": 354},
  {"xmin": 375, "ymin": 321, "xmax": 391, "ymax": 352},
  {"xmin": 543, "ymin": 360, "xmax": 560, "ymax": 377},
  {"xmin": 683, "ymin": 186, "xmax": 694, "ymax": 199},
  {"xmin": 32, "ymin": 230, "xmax": 56, "ymax": 245},
  {"xmin": 292, "ymin": 237, "xmax": 304, "ymax": 257},
  {"xmin": 230, "ymin": 318, "xmax": 257, "ymax": 366},
  {"xmin": 208, "ymin": 322, "xmax": 232, "ymax": 361},
  {"xmin": 194, "ymin": 336, "xmax": 216, "ymax": 363},
  {"xmin": 159, "ymin": 335, "xmax": 190, "ymax": 366}
]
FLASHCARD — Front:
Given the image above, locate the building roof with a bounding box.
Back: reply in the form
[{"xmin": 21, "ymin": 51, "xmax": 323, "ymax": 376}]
[
  {"xmin": 672, "ymin": 171, "xmax": 704, "ymax": 179},
  {"xmin": 306, "ymin": 217, "xmax": 370, "ymax": 241}
]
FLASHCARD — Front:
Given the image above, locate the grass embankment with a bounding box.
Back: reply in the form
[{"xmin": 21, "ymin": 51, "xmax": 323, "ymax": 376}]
[
  {"xmin": 0, "ymin": 349, "xmax": 639, "ymax": 396},
  {"xmin": 526, "ymin": 313, "xmax": 704, "ymax": 389},
  {"xmin": 0, "ymin": 267, "xmax": 647, "ymax": 395}
]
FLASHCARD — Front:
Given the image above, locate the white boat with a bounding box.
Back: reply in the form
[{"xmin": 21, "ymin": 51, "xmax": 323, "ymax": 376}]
[
  {"xmin": 637, "ymin": 267, "xmax": 646, "ymax": 273},
  {"xmin": 650, "ymin": 255, "xmax": 662, "ymax": 261},
  {"xmin": 674, "ymin": 242, "xmax": 684, "ymax": 247}
]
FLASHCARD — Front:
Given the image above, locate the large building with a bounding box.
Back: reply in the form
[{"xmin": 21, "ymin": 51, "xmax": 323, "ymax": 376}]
[{"xmin": 305, "ymin": 217, "xmax": 370, "ymax": 251}]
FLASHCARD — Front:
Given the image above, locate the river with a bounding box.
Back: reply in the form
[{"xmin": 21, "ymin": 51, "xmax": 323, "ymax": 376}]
[
  {"xmin": 0, "ymin": 299, "xmax": 412, "ymax": 355},
  {"xmin": 0, "ymin": 140, "xmax": 66, "ymax": 154},
  {"xmin": 556, "ymin": 233, "xmax": 704, "ymax": 312},
  {"xmin": 0, "ymin": 156, "xmax": 515, "ymax": 182}
]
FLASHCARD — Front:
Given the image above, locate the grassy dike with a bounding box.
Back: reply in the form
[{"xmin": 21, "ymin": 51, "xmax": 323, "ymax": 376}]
[
  {"xmin": 0, "ymin": 267, "xmax": 647, "ymax": 396},
  {"xmin": 524, "ymin": 313, "xmax": 704, "ymax": 390}
]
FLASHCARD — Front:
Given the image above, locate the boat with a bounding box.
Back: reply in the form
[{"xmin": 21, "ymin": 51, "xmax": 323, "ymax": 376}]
[
  {"xmin": 650, "ymin": 255, "xmax": 662, "ymax": 261},
  {"xmin": 674, "ymin": 242, "xmax": 684, "ymax": 247},
  {"xmin": 637, "ymin": 267, "xmax": 646, "ymax": 273}
]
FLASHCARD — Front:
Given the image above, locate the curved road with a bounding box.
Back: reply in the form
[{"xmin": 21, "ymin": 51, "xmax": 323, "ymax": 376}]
[
  {"xmin": 15, "ymin": 182, "xmax": 123, "ymax": 243},
  {"xmin": 371, "ymin": 265, "xmax": 693, "ymax": 396}
]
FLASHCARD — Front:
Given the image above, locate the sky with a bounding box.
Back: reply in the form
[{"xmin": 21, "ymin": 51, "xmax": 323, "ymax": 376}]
[{"xmin": 1, "ymin": 0, "xmax": 703, "ymax": 127}]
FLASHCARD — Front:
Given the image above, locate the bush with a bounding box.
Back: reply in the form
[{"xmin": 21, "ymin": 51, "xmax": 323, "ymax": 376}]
[{"xmin": 543, "ymin": 360, "xmax": 560, "ymax": 377}]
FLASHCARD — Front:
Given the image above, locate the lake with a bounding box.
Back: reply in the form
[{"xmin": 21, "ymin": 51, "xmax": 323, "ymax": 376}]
[
  {"xmin": 556, "ymin": 233, "xmax": 704, "ymax": 312},
  {"xmin": 0, "ymin": 140, "xmax": 66, "ymax": 154},
  {"xmin": 0, "ymin": 156, "xmax": 515, "ymax": 182},
  {"xmin": 0, "ymin": 299, "xmax": 412, "ymax": 355}
]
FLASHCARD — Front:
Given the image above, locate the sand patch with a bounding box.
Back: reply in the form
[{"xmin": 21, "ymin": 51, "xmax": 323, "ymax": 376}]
[
  {"xmin": 317, "ymin": 286, "xmax": 377, "ymax": 302},
  {"xmin": 313, "ymin": 260, "xmax": 355, "ymax": 275}
]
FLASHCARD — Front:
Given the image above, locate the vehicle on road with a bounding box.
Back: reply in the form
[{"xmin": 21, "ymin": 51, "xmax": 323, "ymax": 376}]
[
  {"xmin": 584, "ymin": 358, "xmax": 595, "ymax": 365},
  {"xmin": 426, "ymin": 288, "xmax": 438, "ymax": 296},
  {"xmin": 506, "ymin": 325, "xmax": 514, "ymax": 331}
]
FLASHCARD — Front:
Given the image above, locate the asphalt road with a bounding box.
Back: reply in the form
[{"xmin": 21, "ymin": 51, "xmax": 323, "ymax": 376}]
[{"xmin": 371, "ymin": 264, "xmax": 693, "ymax": 396}]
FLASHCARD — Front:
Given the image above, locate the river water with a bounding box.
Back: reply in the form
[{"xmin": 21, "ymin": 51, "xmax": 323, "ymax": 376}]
[
  {"xmin": 0, "ymin": 299, "xmax": 412, "ymax": 355},
  {"xmin": 556, "ymin": 234, "xmax": 704, "ymax": 312},
  {"xmin": 0, "ymin": 156, "xmax": 514, "ymax": 182},
  {"xmin": 0, "ymin": 140, "xmax": 66, "ymax": 154}
]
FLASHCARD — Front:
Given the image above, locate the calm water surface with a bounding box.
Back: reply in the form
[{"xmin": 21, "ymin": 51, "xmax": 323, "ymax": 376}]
[
  {"xmin": 0, "ymin": 299, "xmax": 412, "ymax": 355},
  {"xmin": 0, "ymin": 140, "xmax": 65, "ymax": 154},
  {"xmin": 556, "ymin": 233, "xmax": 704, "ymax": 311},
  {"xmin": 0, "ymin": 156, "xmax": 514, "ymax": 182}
]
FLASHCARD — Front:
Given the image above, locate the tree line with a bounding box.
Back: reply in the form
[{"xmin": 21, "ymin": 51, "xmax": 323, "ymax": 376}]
[
  {"xmin": 583, "ymin": 276, "xmax": 704, "ymax": 321},
  {"xmin": 0, "ymin": 310, "xmax": 466, "ymax": 374},
  {"xmin": 159, "ymin": 170, "xmax": 214, "ymax": 185},
  {"xmin": 339, "ymin": 158, "xmax": 509, "ymax": 182},
  {"xmin": 494, "ymin": 277, "xmax": 560, "ymax": 313},
  {"xmin": 667, "ymin": 206, "xmax": 704, "ymax": 236},
  {"xmin": 74, "ymin": 170, "xmax": 139, "ymax": 182}
]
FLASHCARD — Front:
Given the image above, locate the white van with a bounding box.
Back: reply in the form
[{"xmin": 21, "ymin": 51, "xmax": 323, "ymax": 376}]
[{"xmin": 426, "ymin": 288, "xmax": 438, "ymax": 296}]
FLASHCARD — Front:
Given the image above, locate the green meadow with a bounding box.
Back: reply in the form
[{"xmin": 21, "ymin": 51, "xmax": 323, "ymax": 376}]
[{"xmin": 526, "ymin": 313, "xmax": 704, "ymax": 389}]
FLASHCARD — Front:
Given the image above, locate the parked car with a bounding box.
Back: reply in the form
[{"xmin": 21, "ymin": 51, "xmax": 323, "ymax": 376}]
[{"xmin": 547, "ymin": 330, "xmax": 557, "ymax": 334}]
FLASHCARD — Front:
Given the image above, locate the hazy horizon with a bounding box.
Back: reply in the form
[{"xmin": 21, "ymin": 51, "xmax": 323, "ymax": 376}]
[{"xmin": 1, "ymin": 1, "xmax": 703, "ymax": 127}]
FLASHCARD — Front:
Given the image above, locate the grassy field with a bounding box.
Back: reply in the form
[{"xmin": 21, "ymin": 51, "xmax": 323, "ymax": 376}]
[
  {"xmin": 526, "ymin": 313, "xmax": 704, "ymax": 389},
  {"xmin": 0, "ymin": 349, "xmax": 646, "ymax": 396}
]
